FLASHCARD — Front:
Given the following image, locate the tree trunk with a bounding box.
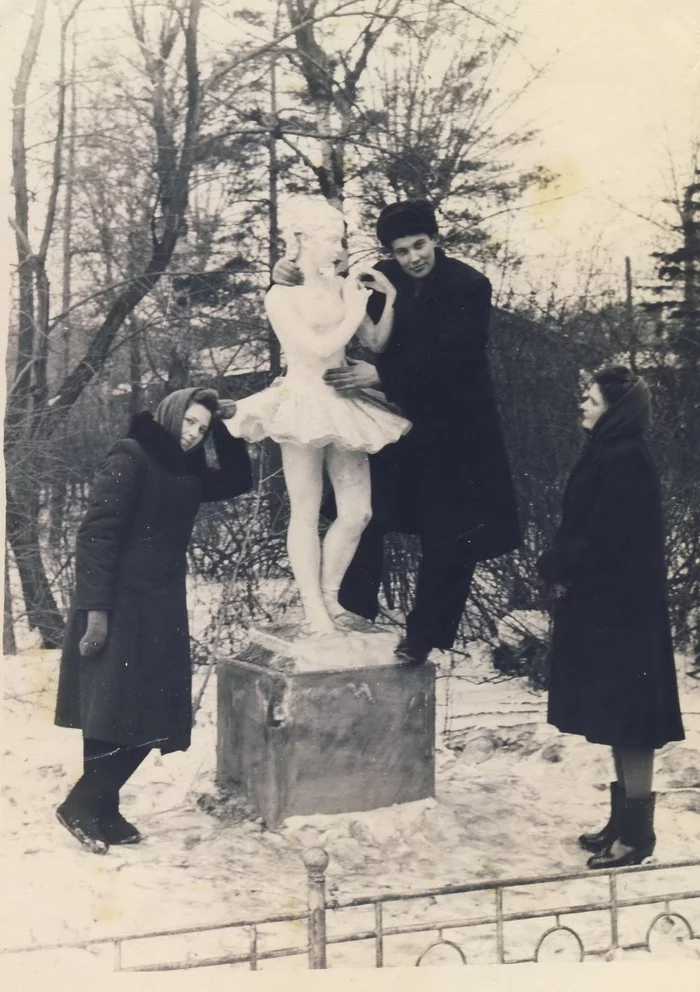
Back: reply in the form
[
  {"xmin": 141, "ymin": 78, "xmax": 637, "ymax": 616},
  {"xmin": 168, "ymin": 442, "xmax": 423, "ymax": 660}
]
[
  {"xmin": 265, "ymin": 30, "xmax": 288, "ymax": 522},
  {"xmin": 10, "ymin": 0, "xmax": 47, "ymax": 433},
  {"xmin": 6, "ymin": 492, "xmax": 64, "ymax": 647},
  {"xmin": 4, "ymin": 549, "xmax": 18, "ymax": 656},
  {"xmin": 128, "ymin": 315, "xmax": 143, "ymax": 414},
  {"xmin": 61, "ymin": 21, "xmax": 77, "ymax": 376},
  {"xmin": 48, "ymin": 470, "xmax": 68, "ymax": 551}
]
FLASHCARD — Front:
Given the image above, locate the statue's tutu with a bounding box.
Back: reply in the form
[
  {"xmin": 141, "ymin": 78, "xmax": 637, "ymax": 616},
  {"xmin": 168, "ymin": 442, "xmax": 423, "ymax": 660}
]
[{"xmin": 226, "ymin": 374, "xmax": 412, "ymax": 453}]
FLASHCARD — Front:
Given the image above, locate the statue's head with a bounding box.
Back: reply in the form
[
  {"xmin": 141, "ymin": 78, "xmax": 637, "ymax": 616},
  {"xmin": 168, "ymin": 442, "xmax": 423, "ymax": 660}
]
[{"xmin": 281, "ymin": 196, "xmax": 346, "ymax": 271}]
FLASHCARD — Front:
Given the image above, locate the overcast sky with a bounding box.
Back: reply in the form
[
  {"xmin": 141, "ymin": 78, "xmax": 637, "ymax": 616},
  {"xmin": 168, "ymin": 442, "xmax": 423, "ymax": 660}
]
[{"xmin": 495, "ymin": 0, "xmax": 700, "ymax": 296}]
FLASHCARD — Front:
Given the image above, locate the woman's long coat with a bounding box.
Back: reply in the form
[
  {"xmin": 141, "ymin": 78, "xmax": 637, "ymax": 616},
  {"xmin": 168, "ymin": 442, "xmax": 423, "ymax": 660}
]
[
  {"xmin": 537, "ymin": 430, "xmax": 684, "ymax": 749},
  {"xmin": 368, "ymin": 248, "xmax": 521, "ymax": 560},
  {"xmin": 55, "ymin": 414, "xmax": 252, "ymax": 753}
]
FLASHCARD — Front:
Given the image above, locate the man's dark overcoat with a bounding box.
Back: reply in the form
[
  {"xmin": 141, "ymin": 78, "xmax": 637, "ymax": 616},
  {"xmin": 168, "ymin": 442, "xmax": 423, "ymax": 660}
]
[
  {"xmin": 367, "ymin": 247, "xmax": 520, "ymax": 560},
  {"xmin": 537, "ymin": 416, "xmax": 684, "ymax": 749},
  {"xmin": 55, "ymin": 414, "xmax": 252, "ymax": 753}
]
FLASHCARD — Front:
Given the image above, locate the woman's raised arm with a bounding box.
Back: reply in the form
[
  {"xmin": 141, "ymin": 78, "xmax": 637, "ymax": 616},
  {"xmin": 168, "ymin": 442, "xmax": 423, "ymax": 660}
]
[{"xmin": 200, "ymin": 417, "xmax": 253, "ymax": 502}]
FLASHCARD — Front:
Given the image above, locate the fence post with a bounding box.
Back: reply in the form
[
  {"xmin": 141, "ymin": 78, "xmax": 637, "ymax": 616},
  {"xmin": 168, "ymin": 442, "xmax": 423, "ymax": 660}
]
[{"xmin": 303, "ymin": 847, "xmax": 329, "ymax": 969}]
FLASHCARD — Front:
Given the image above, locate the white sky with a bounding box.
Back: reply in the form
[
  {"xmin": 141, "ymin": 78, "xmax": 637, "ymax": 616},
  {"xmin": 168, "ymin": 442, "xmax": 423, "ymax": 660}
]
[{"xmin": 494, "ymin": 0, "xmax": 700, "ymax": 296}]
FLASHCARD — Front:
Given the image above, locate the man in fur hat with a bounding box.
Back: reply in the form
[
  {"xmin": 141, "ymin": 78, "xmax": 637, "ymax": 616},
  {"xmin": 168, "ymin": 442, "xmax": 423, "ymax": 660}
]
[{"xmin": 274, "ymin": 199, "xmax": 521, "ymax": 664}]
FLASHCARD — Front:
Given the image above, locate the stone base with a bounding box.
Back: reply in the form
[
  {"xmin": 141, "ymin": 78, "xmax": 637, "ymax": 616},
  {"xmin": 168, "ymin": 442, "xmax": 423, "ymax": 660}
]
[{"xmin": 216, "ymin": 617, "xmax": 435, "ymax": 828}]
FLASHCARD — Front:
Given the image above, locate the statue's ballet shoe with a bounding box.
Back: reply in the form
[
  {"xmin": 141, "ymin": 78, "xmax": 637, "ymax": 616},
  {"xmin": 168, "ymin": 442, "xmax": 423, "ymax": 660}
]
[{"xmin": 299, "ymin": 616, "xmax": 337, "ymax": 638}]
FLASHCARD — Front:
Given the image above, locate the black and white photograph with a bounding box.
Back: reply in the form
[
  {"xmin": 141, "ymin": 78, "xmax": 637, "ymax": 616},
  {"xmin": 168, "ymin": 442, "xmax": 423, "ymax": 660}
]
[{"xmin": 1, "ymin": 0, "xmax": 700, "ymax": 988}]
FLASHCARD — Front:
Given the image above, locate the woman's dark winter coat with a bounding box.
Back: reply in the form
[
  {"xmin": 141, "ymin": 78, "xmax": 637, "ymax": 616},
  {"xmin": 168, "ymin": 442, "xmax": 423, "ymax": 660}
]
[
  {"xmin": 537, "ymin": 408, "xmax": 684, "ymax": 749},
  {"xmin": 55, "ymin": 414, "xmax": 252, "ymax": 753},
  {"xmin": 367, "ymin": 247, "xmax": 521, "ymax": 561}
]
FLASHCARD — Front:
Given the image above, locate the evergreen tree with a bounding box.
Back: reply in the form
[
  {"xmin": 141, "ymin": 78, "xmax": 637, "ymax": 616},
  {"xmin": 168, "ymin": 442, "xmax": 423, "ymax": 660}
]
[{"xmin": 644, "ymin": 168, "xmax": 700, "ymax": 367}]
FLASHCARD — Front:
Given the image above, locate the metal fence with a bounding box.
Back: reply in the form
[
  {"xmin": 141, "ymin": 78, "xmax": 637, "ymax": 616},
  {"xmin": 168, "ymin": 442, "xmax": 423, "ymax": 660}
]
[{"xmin": 3, "ymin": 851, "xmax": 700, "ymax": 970}]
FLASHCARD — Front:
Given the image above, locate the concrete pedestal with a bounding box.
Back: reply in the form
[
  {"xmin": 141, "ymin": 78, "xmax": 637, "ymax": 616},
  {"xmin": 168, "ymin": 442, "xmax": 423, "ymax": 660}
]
[{"xmin": 216, "ymin": 618, "xmax": 435, "ymax": 828}]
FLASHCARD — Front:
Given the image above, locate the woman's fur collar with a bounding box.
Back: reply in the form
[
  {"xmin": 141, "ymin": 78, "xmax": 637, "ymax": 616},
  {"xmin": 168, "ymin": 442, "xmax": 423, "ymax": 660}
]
[{"xmin": 127, "ymin": 411, "xmax": 207, "ymax": 475}]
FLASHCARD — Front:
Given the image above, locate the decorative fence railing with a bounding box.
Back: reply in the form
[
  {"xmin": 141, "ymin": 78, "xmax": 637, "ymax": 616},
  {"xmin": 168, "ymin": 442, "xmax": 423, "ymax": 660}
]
[{"xmin": 3, "ymin": 852, "xmax": 700, "ymax": 971}]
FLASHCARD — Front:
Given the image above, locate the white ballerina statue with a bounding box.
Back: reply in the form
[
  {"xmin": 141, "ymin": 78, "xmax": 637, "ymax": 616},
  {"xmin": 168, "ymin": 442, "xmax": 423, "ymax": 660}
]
[{"xmin": 226, "ymin": 196, "xmax": 411, "ymax": 634}]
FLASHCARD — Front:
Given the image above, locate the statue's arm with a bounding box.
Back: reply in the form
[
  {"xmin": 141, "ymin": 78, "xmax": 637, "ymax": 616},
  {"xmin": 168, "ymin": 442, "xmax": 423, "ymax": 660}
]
[{"xmin": 354, "ymin": 269, "xmax": 397, "ymax": 353}]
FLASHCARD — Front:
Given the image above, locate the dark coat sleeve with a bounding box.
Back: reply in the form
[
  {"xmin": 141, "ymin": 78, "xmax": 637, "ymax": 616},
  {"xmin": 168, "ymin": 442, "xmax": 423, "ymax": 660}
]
[
  {"xmin": 537, "ymin": 448, "xmax": 658, "ymax": 585},
  {"xmin": 376, "ymin": 274, "xmax": 492, "ymax": 417},
  {"xmin": 74, "ymin": 443, "xmax": 146, "ymax": 611},
  {"xmin": 199, "ymin": 417, "xmax": 253, "ymax": 503}
]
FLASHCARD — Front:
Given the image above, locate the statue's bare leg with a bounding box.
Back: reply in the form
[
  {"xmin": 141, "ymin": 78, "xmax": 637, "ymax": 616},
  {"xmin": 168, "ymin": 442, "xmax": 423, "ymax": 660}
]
[
  {"xmin": 321, "ymin": 445, "xmax": 372, "ymax": 620},
  {"xmin": 280, "ymin": 442, "xmax": 335, "ymax": 634}
]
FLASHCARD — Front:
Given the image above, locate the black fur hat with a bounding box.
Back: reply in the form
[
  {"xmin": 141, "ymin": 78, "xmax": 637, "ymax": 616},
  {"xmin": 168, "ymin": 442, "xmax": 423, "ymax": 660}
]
[{"xmin": 376, "ymin": 200, "xmax": 438, "ymax": 248}]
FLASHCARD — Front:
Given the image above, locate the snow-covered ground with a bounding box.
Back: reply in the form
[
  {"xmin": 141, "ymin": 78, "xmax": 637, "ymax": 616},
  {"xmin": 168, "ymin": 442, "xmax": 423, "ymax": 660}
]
[{"xmin": 2, "ymin": 637, "xmax": 700, "ymax": 983}]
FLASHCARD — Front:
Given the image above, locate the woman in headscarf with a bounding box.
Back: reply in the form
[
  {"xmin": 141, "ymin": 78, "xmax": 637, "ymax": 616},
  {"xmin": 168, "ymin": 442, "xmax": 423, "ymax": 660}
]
[
  {"xmin": 537, "ymin": 366, "xmax": 684, "ymax": 868},
  {"xmin": 55, "ymin": 387, "xmax": 252, "ymax": 854}
]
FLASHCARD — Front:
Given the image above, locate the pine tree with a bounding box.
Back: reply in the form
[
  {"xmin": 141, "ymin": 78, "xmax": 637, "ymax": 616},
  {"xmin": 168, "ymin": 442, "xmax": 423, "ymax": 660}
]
[{"xmin": 644, "ymin": 168, "xmax": 700, "ymax": 367}]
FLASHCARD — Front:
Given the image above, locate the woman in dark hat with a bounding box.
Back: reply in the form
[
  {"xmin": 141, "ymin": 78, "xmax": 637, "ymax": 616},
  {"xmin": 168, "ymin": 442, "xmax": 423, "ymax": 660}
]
[
  {"xmin": 538, "ymin": 366, "xmax": 684, "ymax": 868},
  {"xmin": 54, "ymin": 387, "xmax": 252, "ymax": 854}
]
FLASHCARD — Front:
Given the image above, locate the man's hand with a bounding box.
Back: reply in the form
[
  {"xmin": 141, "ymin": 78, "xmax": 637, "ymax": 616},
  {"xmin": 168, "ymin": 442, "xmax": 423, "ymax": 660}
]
[
  {"xmin": 324, "ymin": 358, "xmax": 381, "ymax": 393},
  {"xmin": 272, "ymin": 258, "xmax": 303, "ymax": 286},
  {"xmin": 79, "ymin": 610, "xmax": 109, "ymax": 657},
  {"xmin": 217, "ymin": 400, "xmax": 237, "ymax": 420},
  {"xmin": 356, "ymin": 268, "xmax": 395, "ymax": 298},
  {"xmin": 552, "ymin": 583, "xmax": 569, "ymax": 600}
]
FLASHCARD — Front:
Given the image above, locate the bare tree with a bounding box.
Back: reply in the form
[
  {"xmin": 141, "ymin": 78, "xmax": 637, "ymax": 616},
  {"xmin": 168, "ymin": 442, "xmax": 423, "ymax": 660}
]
[
  {"xmin": 7, "ymin": 0, "xmax": 373, "ymax": 644},
  {"xmin": 7, "ymin": 0, "xmax": 84, "ymax": 643}
]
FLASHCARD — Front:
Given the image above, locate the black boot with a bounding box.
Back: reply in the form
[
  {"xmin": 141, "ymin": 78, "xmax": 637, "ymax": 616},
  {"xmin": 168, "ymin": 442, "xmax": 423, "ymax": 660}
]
[
  {"xmin": 56, "ymin": 786, "xmax": 109, "ymax": 855},
  {"xmin": 587, "ymin": 793, "xmax": 656, "ymax": 869},
  {"xmin": 100, "ymin": 795, "xmax": 142, "ymax": 845},
  {"xmin": 394, "ymin": 634, "xmax": 433, "ymax": 665},
  {"xmin": 579, "ymin": 782, "xmax": 623, "ymax": 853}
]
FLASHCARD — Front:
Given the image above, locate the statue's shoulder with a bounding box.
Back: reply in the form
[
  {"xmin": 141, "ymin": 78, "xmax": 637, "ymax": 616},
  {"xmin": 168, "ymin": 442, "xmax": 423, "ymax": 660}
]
[
  {"xmin": 266, "ymin": 283, "xmax": 301, "ymax": 311},
  {"xmin": 267, "ymin": 283, "xmax": 299, "ymax": 297}
]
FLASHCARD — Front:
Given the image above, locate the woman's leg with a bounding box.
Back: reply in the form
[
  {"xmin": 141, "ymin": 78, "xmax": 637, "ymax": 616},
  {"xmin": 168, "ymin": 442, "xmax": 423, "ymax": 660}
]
[
  {"xmin": 616, "ymin": 747, "xmax": 654, "ymax": 799},
  {"xmin": 320, "ymin": 446, "xmax": 372, "ymax": 618},
  {"xmin": 68, "ymin": 739, "xmax": 151, "ymax": 810},
  {"xmin": 280, "ymin": 442, "xmax": 334, "ymax": 633},
  {"xmin": 579, "ymin": 748, "xmax": 625, "ymax": 853}
]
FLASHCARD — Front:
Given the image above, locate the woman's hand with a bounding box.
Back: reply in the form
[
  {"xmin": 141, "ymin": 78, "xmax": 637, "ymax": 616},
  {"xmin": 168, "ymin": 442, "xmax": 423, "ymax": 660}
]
[
  {"xmin": 272, "ymin": 258, "xmax": 303, "ymax": 286},
  {"xmin": 79, "ymin": 610, "xmax": 109, "ymax": 657},
  {"xmin": 324, "ymin": 358, "xmax": 381, "ymax": 393}
]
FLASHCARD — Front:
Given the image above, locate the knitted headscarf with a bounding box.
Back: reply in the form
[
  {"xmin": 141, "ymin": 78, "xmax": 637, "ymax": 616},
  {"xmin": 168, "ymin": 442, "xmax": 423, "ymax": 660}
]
[
  {"xmin": 154, "ymin": 387, "xmax": 219, "ymax": 446},
  {"xmin": 376, "ymin": 200, "xmax": 438, "ymax": 248},
  {"xmin": 590, "ymin": 372, "xmax": 651, "ymax": 445}
]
